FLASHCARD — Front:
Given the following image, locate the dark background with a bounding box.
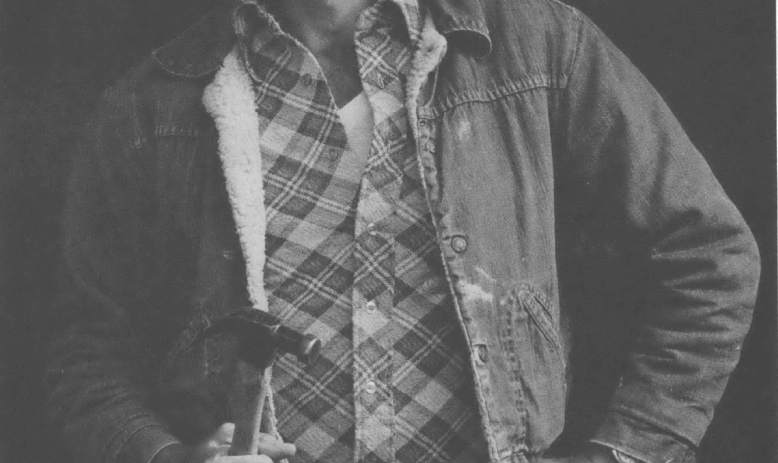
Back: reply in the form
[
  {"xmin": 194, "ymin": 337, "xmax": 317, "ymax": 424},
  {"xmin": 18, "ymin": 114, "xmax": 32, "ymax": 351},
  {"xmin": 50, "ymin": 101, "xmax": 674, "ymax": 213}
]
[{"xmin": 0, "ymin": 0, "xmax": 774, "ymax": 461}]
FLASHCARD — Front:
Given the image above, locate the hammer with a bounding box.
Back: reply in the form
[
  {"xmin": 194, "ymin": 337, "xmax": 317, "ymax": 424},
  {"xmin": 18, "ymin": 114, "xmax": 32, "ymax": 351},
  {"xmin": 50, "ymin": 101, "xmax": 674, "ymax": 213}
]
[{"xmin": 202, "ymin": 308, "xmax": 321, "ymax": 456}]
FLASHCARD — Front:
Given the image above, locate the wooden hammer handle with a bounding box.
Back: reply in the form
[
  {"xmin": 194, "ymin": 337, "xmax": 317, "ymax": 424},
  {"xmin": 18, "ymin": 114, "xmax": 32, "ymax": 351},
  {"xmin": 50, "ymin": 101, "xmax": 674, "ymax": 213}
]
[{"xmin": 229, "ymin": 364, "xmax": 273, "ymax": 455}]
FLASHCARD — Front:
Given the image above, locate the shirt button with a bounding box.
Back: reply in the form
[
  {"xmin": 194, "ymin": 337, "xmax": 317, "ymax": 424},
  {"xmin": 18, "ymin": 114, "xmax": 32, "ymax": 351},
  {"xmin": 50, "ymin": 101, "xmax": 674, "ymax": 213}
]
[
  {"xmin": 426, "ymin": 141, "xmax": 436, "ymax": 153},
  {"xmin": 365, "ymin": 381, "xmax": 377, "ymax": 394},
  {"xmin": 252, "ymin": 36, "xmax": 263, "ymax": 53},
  {"xmin": 365, "ymin": 301, "xmax": 377, "ymax": 314},
  {"xmin": 451, "ymin": 235, "xmax": 468, "ymax": 253},
  {"xmin": 324, "ymin": 148, "xmax": 339, "ymax": 161},
  {"xmin": 366, "ymin": 222, "xmax": 377, "ymax": 236},
  {"xmin": 301, "ymin": 73, "xmax": 313, "ymax": 86},
  {"xmin": 259, "ymin": 99, "xmax": 274, "ymax": 113}
]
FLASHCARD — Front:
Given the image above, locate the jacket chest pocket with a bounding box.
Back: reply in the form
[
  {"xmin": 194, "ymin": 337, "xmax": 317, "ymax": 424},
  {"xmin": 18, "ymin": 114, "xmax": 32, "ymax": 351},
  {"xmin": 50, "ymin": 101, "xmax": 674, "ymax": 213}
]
[{"xmin": 498, "ymin": 284, "xmax": 567, "ymax": 452}]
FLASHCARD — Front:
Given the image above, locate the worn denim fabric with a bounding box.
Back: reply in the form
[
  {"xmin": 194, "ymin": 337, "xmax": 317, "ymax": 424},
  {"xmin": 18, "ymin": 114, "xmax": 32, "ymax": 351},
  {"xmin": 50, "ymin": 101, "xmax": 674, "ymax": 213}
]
[{"xmin": 45, "ymin": 0, "xmax": 760, "ymax": 462}]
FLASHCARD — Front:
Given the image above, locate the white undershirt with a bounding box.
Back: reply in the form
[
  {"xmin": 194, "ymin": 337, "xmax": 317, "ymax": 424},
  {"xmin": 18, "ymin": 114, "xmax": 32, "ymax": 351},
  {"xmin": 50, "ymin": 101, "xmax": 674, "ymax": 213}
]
[{"xmin": 338, "ymin": 91, "xmax": 374, "ymax": 174}]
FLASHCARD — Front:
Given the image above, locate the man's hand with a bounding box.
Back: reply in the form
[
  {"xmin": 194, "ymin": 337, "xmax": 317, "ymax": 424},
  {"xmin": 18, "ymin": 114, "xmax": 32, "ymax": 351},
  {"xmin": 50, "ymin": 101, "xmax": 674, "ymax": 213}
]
[
  {"xmin": 539, "ymin": 444, "xmax": 616, "ymax": 463},
  {"xmin": 188, "ymin": 423, "xmax": 297, "ymax": 463}
]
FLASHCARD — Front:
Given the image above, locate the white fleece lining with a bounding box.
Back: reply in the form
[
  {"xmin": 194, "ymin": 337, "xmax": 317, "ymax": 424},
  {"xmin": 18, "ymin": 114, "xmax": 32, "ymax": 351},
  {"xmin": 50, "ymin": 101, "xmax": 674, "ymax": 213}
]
[
  {"xmin": 202, "ymin": 47, "xmax": 268, "ymax": 314},
  {"xmin": 202, "ymin": 46, "xmax": 281, "ymax": 440},
  {"xmin": 199, "ymin": 16, "xmax": 452, "ymax": 450}
]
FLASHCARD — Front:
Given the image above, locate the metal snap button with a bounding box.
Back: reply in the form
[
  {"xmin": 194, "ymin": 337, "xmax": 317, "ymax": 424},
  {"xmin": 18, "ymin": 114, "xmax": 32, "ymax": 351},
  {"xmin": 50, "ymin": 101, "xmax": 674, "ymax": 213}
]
[
  {"xmin": 476, "ymin": 345, "xmax": 488, "ymax": 364},
  {"xmin": 365, "ymin": 381, "xmax": 377, "ymax": 394},
  {"xmin": 451, "ymin": 235, "xmax": 468, "ymax": 253},
  {"xmin": 301, "ymin": 73, "xmax": 313, "ymax": 86},
  {"xmin": 366, "ymin": 222, "xmax": 377, "ymax": 236},
  {"xmin": 365, "ymin": 301, "xmax": 377, "ymax": 314}
]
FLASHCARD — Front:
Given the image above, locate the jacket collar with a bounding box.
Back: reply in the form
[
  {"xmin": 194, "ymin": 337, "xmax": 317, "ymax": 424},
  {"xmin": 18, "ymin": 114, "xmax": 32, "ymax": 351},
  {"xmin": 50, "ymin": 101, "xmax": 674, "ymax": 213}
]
[
  {"xmin": 426, "ymin": 0, "xmax": 491, "ymax": 57},
  {"xmin": 152, "ymin": 0, "xmax": 491, "ymax": 78},
  {"xmin": 152, "ymin": 4, "xmax": 236, "ymax": 78}
]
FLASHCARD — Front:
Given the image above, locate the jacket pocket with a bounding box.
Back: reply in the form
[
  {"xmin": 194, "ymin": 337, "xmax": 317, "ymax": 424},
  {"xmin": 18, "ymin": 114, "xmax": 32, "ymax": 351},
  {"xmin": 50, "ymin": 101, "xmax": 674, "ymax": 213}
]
[{"xmin": 498, "ymin": 284, "xmax": 567, "ymax": 453}]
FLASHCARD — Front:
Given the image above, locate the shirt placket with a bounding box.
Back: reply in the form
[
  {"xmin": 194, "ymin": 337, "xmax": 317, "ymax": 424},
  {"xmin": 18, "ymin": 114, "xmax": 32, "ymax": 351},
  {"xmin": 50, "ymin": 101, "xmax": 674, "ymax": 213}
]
[
  {"xmin": 242, "ymin": 12, "xmax": 363, "ymax": 462},
  {"xmin": 352, "ymin": 15, "xmax": 407, "ymax": 463}
]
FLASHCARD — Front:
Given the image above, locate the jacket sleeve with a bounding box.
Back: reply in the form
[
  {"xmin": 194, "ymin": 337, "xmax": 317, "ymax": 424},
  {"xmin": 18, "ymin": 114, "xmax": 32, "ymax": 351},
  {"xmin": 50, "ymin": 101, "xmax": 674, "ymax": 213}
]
[
  {"xmin": 45, "ymin": 88, "xmax": 181, "ymax": 463},
  {"xmin": 558, "ymin": 14, "xmax": 760, "ymax": 463}
]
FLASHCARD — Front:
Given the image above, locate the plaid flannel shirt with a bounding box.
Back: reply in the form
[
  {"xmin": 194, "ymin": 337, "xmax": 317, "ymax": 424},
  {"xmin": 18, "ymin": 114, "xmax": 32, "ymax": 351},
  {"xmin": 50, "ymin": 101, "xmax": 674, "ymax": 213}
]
[{"xmin": 236, "ymin": 1, "xmax": 489, "ymax": 462}]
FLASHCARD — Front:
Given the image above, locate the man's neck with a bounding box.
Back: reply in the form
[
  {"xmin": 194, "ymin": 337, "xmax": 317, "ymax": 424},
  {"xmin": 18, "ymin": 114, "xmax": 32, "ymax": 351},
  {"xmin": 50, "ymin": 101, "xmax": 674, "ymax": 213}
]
[
  {"xmin": 273, "ymin": 0, "xmax": 376, "ymax": 57},
  {"xmin": 271, "ymin": 0, "xmax": 377, "ymax": 107}
]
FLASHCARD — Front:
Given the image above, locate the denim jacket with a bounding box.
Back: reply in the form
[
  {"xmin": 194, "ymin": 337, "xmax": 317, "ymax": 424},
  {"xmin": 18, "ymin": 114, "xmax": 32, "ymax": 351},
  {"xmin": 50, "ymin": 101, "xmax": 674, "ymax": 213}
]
[{"xmin": 45, "ymin": 0, "xmax": 760, "ymax": 462}]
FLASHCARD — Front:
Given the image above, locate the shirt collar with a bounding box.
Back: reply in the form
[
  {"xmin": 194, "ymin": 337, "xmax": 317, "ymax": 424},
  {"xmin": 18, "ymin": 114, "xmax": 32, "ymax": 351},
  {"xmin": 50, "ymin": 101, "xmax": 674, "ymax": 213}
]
[
  {"xmin": 153, "ymin": 0, "xmax": 491, "ymax": 78},
  {"xmin": 232, "ymin": 0, "xmax": 425, "ymax": 49},
  {"xmin": 391, "ymin": 0, "xmax": 424, "ymax": 46}
]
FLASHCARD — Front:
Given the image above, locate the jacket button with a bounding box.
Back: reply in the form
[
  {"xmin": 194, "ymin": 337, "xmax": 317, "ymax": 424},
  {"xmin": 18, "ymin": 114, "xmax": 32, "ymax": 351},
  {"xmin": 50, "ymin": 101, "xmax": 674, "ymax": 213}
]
[
  {"xmin": 451, "ymin": 235, "xmax": 468, "ymax": 253},
  {"xmin": 301, "ymin": 73, "xmax": 313, "ymax": 86},
  {"xmin": 477, "ymin": 345, "xmax": 488, "ymax": 364},
  {"xmin": 426, "ymin": 141, "xmax": 436, "ymax": 153}
]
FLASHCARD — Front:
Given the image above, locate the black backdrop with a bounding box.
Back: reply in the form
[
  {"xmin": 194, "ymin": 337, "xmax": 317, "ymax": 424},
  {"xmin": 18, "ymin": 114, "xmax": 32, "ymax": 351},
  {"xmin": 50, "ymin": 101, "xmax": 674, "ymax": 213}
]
[{"xmin": 0, "ymin": 0, "xmax": 774, "ymax": 462}]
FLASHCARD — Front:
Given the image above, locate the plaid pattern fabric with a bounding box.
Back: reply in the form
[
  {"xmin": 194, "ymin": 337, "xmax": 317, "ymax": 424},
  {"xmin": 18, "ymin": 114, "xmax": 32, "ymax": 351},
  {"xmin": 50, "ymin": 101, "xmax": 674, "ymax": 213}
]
[
  {"xmin": 239, "ymin": 1, "xmax": 489, "ymax": 462},
  {"xmin": 244, "ymin": 12, "xmax": 359, "ymax": 462}
]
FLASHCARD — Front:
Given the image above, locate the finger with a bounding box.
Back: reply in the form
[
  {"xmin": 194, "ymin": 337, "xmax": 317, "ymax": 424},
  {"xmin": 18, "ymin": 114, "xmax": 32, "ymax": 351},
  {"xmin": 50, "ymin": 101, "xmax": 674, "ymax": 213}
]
[
  {"xmin": 255, "ymin": 433, "xmax": 296, "ymax": 460},
  {"xmin": 215, "ymin": 443, "xmax": 232, "ymax": 457},
  {"xmin": 212, "ymin": 422, "xmax": 235, "ymax": 445},
  {"xmin": 189, "ymin": 423, "xmax": 235, "ymax": 462},
  {"xmin": 217, "ymin": 456, "xmax": 273, "ymax": 463}
]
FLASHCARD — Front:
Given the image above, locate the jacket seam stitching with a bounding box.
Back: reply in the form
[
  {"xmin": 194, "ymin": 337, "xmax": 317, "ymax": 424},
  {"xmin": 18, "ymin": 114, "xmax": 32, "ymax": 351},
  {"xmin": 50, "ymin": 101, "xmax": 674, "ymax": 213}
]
[
  {"xmin": 153, "ymin": 127, "xmax": 209, "ymax": 138},
  {"xmin": 609, "ymin": 405, "xmax": 698, "ymax": 450},
  {"xmin": 544, "ymin": 0, "xmax": 584, "ymax": 15},
  {"xmin": 566, "ymin": 11, "xmax": 586, "ymax": 89},
  {"xmin": 101, "ymin": 414, "xmax": 162, "ymax": 462},
  {"xmin": 432, "ymin": 81, "xmax": 564, "ymax": 117},
  {"xmin": 100, "ymin": 90, "xmax": 146, "ymax": 172}
]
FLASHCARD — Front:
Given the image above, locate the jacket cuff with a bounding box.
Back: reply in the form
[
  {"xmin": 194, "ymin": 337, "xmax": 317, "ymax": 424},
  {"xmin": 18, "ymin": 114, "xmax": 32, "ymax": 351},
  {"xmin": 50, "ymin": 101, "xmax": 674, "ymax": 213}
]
[
  {"xmin": 590, "ymin": 411, "xmax": 697, "ymax": 463},
  {"xmin": 149, "ymin": 443, "xmax": 190, "ymax": 463},
  {"xmin": 106, "ymin": 414, "xmax": 180, "ymax": 463}
]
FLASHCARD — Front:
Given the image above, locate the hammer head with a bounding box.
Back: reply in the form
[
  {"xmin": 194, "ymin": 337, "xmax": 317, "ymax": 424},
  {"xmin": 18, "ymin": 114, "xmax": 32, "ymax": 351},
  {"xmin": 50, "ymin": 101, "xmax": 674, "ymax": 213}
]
[{"xmin": 202, "ymin": 308, "xmax": 321, "ymax": 370}]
